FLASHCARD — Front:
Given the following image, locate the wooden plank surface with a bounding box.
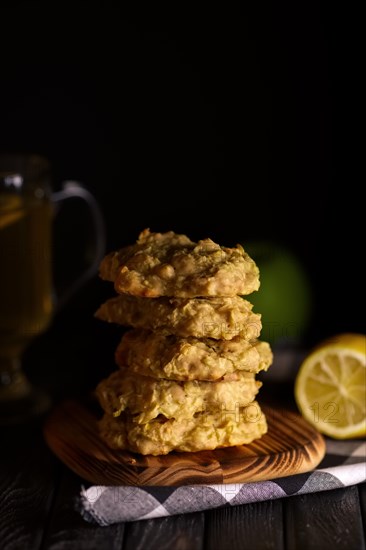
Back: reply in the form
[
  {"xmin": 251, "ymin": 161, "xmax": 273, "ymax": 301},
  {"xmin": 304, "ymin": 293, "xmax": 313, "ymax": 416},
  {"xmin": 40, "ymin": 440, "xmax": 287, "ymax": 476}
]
[
  {"xmin": 205, "ymin": 500, "xmax": 284, "ymax": 550},
  {"xmin": 41, "ymin": 469, "xmax": 125, "ymax": 550},
  {"xmin": 0, "ymin": 418, "xmax": 57, "ymax": 550},
  {"xmin": 284, "ymin": 485, "xmax": 366, "ymax": 550},
  {"xmin": 359, "ymin": 483, "xmax": 366, "ymax": 537},
  {"xmin": 43, "ymin": 399, "xmax": 326, "ymax": 486},
  {"xmin": 123, "ymin": 513, "xmax": 204, "ymax": 550}
]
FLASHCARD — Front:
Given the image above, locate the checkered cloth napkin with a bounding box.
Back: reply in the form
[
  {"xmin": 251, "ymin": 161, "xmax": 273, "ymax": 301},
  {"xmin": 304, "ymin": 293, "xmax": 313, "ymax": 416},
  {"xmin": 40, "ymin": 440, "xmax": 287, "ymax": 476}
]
[{"xmin": 79, "ymin": 439, "xmax": 366, "ymax": 525}]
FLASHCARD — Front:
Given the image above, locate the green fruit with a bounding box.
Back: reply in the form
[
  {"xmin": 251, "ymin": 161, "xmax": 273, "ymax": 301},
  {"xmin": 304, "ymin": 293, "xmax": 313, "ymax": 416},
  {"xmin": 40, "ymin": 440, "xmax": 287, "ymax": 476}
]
[{"xmin": 243, "ymin": 241, "xmax": 312, "ymax": 346}]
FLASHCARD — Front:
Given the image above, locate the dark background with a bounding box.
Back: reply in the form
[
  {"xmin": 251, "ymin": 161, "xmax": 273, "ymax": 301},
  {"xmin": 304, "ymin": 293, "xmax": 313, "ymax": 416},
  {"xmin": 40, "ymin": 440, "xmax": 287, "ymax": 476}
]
[{"xmin": 0, "ymin": 3, "xmax": 363, "ymax": 389}]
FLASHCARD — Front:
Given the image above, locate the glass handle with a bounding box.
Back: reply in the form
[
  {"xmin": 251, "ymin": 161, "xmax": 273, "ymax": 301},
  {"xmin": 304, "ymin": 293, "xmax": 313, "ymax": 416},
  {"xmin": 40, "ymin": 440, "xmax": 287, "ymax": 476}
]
[{"xmin": 51, "ymin": 181, "xmax": 106, "ymax": 308}]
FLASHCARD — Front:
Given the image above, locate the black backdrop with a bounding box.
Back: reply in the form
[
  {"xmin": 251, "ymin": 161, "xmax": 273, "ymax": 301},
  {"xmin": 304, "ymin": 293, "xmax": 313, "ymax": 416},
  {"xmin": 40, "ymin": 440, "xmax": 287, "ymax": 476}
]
[{"xmin": 0, "ymin": 3, "xmax": 364, "ymax": 352}]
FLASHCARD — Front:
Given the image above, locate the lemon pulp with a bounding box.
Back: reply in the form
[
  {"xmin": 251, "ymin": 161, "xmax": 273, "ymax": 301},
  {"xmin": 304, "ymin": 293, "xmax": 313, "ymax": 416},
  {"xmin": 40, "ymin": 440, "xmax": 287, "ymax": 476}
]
[{"xmin": 294, "ymin": 333, "xmax": 366, "ymax": 439}]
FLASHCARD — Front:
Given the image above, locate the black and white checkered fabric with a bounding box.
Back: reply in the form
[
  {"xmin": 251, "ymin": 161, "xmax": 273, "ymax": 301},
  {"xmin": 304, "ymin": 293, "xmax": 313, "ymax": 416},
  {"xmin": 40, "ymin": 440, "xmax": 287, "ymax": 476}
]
[{"xmin": 79, "ymin": 439, "xmax": 366, "ymax": 525}]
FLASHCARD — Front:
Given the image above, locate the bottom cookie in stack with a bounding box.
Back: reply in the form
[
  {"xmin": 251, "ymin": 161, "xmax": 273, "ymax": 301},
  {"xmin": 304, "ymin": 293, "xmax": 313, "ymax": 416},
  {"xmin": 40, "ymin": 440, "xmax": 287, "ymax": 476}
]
[{"xmin": 98, "ymin": 402, "xmax": 267, "ymax": 456}]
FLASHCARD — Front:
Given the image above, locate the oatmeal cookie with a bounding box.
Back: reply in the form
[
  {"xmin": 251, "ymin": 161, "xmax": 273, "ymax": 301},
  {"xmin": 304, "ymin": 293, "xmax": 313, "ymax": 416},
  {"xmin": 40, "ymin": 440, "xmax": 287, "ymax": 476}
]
[
  {"xmin": 96, "ymin": 369, "xmax": 260, "ymax": 424},
  {"xmin": 115, "ymin": 329, "xmax": 273, "ymax": 381},
  {"xmin": 99, "ymin": 229, "xmax": 260, "ymax": 297},
  {"xmin": 95, "ymin": 294, "xmax": 261, "ymax": 340},
  {"xmin": 98, "ymin": 401, "xmax": 267, "ymax": 455}
]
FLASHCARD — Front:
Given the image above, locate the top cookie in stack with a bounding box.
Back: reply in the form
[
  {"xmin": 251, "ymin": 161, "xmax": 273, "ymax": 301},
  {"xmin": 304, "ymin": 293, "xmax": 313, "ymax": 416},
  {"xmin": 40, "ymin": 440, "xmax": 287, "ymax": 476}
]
[
  {"xmin": 98, "ymin": 228, "xmax": 260, "ymax": 297},
  {"xmin": 94, "ymin": 229, "xmax": 273, "ymax": 456}
]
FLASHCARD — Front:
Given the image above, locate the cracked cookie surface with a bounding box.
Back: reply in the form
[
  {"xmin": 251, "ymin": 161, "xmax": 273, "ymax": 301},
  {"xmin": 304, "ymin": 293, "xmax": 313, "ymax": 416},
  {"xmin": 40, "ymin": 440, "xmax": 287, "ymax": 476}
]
[
  {"xmin": 96, "ymin": 369, "xmax": 261, "ymax": 424},
  {"xmin": 98, "ymin": 401, "xmax": 267, "ymax": 455},
  {"xmin": 115, "ymin": 329, "xmax": 273, "ymax": 381},
  {"xmin": 95, "ymin": 294, "xmax": 261, "ymax": 340},
  {"xmin": 99, "ymin": 229, "xmax": 260, "ymax": 297}
]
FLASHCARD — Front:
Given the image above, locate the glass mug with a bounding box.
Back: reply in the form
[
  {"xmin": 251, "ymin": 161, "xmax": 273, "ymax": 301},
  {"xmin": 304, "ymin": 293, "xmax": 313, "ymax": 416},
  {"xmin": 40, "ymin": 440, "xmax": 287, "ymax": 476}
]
[{"xmin": 0, "ymin": 153, "xmax": 105, "ymax": 423}]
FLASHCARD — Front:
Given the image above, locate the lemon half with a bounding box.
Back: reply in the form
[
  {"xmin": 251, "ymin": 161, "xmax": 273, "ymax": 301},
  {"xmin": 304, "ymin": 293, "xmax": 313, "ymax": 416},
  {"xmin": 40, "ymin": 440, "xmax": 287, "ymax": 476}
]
[{"xmin": 294, "ymin": 333, "xmax": 366, "ymax": 439}]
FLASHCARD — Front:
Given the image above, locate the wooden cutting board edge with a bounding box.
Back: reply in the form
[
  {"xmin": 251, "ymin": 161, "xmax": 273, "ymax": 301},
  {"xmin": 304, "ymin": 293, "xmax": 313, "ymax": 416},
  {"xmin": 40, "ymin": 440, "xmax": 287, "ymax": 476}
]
[{"xmin": 43, "ymin": 399, "xmax": 326, "ymax": 486}]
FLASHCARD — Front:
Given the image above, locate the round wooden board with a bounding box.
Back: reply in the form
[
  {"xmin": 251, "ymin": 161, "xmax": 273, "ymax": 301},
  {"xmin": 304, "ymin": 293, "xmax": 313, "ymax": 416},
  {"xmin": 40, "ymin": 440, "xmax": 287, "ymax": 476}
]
[{"xmin": 43, "ymin": 399, "xmax": 326, "ymax": 486}]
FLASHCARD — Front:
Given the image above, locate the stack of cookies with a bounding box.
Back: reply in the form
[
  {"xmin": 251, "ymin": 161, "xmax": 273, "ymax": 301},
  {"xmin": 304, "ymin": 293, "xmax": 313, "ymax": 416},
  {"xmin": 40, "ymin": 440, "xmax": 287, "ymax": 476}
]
[{"xmin": 94, "ymin": 229, "xmax": 273, "ymax": 456}]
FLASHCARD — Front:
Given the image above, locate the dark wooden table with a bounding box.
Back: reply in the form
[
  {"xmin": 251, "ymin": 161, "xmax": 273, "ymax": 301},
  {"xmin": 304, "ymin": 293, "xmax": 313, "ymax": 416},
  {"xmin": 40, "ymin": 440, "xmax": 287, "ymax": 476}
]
[
  {"xmin": 1, "ymin": 285, "xmax": 365, "ymax": 550},
  {"xmin": 1, "ymin": 414, "xmax": 365, "ymax": 550}
]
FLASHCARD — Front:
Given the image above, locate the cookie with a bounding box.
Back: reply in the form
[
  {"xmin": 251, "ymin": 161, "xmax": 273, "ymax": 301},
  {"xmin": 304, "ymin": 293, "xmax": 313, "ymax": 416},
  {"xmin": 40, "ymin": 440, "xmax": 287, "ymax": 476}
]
[
  {"xmin": 99, "ymin": 401, "xmax": 267, "ymax": 455},
  {"xmin": 96, "ymin": 369, "xmax": 261, "ymax": 424},
  {"xmin": 99, "ymin": 229, "xmax": 260, "ymax": 297},
  {"xmin": 95, "ymin": 294, "xmax": 261, "ymax": 340},
  {"xmin": 115, "ymin": 329, "xmax": 273, "ymax": 381}
]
